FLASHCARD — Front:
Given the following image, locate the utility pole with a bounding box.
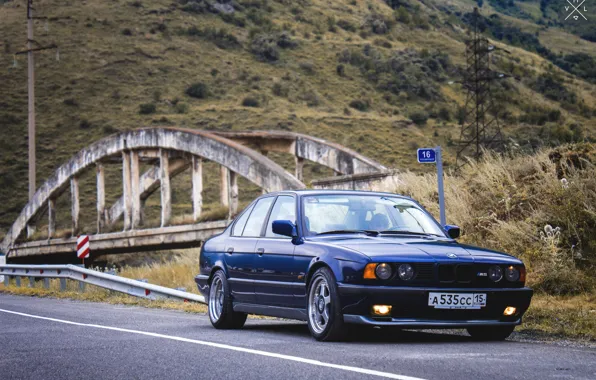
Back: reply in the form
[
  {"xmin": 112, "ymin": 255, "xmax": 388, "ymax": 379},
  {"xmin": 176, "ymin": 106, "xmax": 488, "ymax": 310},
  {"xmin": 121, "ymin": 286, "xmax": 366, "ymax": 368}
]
[
  {"xmin": 456, "ymin": 7, "xmax": 506, "ymax": 166},
  {"xmin": 15, "ymin": 0, "xmax": 57, "ymax": 236},
  {"xmin": 15, "ymin": 1, "xmax": 57, "ymax": 200}
]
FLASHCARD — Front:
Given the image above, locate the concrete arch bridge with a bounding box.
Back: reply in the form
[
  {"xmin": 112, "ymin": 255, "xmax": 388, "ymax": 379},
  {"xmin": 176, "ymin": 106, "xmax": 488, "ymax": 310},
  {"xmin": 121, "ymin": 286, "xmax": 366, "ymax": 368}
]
[{"xmin": 1, "ymin": 128, "xmax": 386, "ymax": 263}]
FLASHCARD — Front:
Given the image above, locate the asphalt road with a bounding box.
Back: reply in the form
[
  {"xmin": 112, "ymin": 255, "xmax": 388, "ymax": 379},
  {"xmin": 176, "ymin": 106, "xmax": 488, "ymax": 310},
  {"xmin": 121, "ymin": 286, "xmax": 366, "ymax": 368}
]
[{"xmin": 0, "ymin": 294, "xmax": 594, "ymax": 380}]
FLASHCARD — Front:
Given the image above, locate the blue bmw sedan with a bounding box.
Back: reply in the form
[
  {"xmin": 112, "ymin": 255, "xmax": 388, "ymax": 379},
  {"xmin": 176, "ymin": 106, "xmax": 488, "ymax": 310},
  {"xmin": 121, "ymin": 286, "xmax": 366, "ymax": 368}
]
[{"xmin": 195, "ymin": 190, "xmax": 533, "ymax": 341}]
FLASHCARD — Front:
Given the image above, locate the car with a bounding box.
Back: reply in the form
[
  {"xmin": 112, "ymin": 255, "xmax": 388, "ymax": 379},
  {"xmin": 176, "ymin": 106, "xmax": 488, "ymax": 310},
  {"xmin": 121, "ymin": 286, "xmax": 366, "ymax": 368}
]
[{"xmin": 195, "ymin": 190, "xmax": 533, "ymax": 341}]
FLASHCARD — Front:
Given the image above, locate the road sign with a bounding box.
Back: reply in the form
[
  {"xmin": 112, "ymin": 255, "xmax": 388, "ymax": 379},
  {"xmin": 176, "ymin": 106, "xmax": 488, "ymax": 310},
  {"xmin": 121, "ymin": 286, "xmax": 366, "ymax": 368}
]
[
  {"xmin": 77, "ymin": 235, "xmax": 90, "ymax": 259},
  {"xmin": 417, "ymin": 147, "xmax": 446, "ymax": 226},
  {"xmin": 417, "ymin": 148, "xmax": 436, "ymax": 163}
]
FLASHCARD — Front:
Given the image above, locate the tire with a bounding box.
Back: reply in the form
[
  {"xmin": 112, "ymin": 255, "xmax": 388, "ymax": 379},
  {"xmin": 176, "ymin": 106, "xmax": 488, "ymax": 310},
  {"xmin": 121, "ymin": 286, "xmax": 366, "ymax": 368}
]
[
  {"xmin": 306, "ymin": 267, "xmax": 345, "ymax": 341},
  {"xmin": 208, "ymin": 270, "xmax": 247, "ymax": 329},
  {"xmin": 466, "ymin": 326, "xmax": 515, "ymax": 341}
]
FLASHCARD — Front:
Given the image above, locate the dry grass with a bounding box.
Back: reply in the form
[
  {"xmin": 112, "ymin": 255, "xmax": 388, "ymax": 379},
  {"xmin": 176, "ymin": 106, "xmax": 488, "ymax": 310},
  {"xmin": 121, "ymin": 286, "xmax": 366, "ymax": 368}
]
[{"xmin": 381, "ymin": 144, "xmax": 596, "ymax": 294}]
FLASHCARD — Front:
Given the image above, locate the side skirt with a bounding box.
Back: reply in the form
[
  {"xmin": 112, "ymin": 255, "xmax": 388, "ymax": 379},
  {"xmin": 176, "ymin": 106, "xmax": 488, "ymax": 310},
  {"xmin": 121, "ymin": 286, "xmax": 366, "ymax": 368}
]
[{"xmin": 233, "ymin": 303, "xmax": 308, "ymax": 321}]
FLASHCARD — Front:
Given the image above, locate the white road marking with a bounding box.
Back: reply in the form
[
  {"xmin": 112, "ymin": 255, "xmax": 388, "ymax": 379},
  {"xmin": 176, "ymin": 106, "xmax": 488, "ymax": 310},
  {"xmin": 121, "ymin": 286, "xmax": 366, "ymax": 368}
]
[{"xmin": 0, "ymin": 308, "xmax": 426, "ymax": 380}]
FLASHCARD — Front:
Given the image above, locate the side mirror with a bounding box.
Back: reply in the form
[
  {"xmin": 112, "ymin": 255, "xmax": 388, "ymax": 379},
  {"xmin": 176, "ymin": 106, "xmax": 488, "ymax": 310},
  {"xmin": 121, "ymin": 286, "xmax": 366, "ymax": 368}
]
[
  {"xmin": 272, "ymin": 220, "xmax": 297, "ymax": 238},
  {"xmin": 444, "ymin": 225, "xmax": 461, "ymax": 239}
]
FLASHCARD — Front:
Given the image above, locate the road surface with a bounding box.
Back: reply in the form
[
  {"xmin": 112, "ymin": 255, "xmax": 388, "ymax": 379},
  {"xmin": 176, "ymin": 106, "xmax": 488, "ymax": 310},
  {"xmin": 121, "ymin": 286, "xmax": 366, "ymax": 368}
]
[{"xmin": 0, "ymin": 294, "xmax": 594, "ymax": 380}]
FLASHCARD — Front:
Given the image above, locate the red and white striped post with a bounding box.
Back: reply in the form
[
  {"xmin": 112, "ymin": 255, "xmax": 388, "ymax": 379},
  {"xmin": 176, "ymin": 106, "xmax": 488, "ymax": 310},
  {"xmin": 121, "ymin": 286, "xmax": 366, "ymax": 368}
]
[{"xmin": 76, "ymin": 235, "xmax": 90, "ymax": 266}]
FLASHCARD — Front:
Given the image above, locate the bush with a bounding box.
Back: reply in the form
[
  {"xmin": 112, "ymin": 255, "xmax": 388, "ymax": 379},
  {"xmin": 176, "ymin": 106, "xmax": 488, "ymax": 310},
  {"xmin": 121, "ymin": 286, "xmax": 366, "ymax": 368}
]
[
  {"xmin": 409, "ymin": 111, "xmax": 429, "ymax": 125},
  {"xmin": 337, "ymin": 19, "xmax": 357, "ymax": 32},
  {"xmin": 349, "ymin": 99, "xmax": 370, "ymax": 112},
  {"xmin": 121, "ymin": 28, "xmax": 133, "ymax": 36},
  {"xmin": 242, "ymin": 96, "xmax": 260, "ymax": 107},
  {"xmin": 185, "ymin": 82, "xmax": 209, "ymax": 99},
  {"xmin": 139, "ymin": 103, "xmax": 156, "ymax": 115},
  {"xmin": 183, "ymin": 26, "xmax": 240, "ymax": 49},
  {"xmin": 272, "ymin": 82, "xmax": 289, "ymax": 97},
  {"xmin": 391, "ymin": 145, "xmax": 596, "ymax": 295},
  {"xmin": 175, "ymin": 102, "xmax": 189, "ymax": 114},
  {"xmin": 299, "ymin": 61, "xmax": 315, "ymax": 74}
]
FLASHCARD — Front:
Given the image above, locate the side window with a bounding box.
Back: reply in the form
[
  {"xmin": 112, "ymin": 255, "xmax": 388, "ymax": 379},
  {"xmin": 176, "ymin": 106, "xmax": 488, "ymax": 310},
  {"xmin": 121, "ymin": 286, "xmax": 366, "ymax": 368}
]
[
  {"xmin": 242, "ymin": 197, "xmax": 275, "ymax": 237},
  {"xmin": 265, "ymin": 196, "xmax": 296, "ymax": 238},
  {"xmin": 231, "ymin": 203, "xmax": 256, "ymax": 236}
]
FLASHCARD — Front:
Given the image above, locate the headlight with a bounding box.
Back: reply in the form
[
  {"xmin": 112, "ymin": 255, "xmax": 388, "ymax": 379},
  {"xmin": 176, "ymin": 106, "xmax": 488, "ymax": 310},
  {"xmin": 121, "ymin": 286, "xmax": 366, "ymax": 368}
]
[
  {"xmin": 397, "ymin": 264, "xmax": 415, "ymax": 281},
  {"xmin": 375, "ymin": 263, "xmax": 393, "ymax": 280},
  {"xmin": 505, "ymin": 266, "xmax": 520, "ymax": 282},
  {"xmin": 488, "ymin": 265, "xmax": 503, "ymax": 282}
]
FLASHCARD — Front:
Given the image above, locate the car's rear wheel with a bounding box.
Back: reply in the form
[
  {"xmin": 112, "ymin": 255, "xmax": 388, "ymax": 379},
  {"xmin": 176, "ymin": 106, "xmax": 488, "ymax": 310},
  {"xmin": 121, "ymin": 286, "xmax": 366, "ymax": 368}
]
[
  {"xmin": 307, "ymin": 267, "xmax": 345, "ymax": 341},
  {"xmin": 466, "ymin": 326, "xmax": 515, "ymax": 341},
  {"xmin": 208, "ymin": 270, "xmax": 247, "ymax": 329}
]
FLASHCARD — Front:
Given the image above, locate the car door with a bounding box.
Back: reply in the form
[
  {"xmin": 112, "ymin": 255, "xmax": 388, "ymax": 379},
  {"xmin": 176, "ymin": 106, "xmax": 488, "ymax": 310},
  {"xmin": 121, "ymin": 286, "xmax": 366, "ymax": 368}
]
[
  {"xmin": 254, "ymin": 195, "xmax": 299, "ymax": 307},
  {"xmin": 224, "ymin": 197, "xmax": 274, "ymax": 305}
]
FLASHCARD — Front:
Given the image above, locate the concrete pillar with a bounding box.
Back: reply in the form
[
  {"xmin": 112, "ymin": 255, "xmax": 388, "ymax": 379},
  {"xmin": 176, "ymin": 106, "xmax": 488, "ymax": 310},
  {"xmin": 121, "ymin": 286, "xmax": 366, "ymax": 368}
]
[
  {"xmin": 130, "ymin": 151, "xmax": 141, "ymax": 229},
  {"xmin": 228, "ymin": 171, "xmax": 238, "ymax": 218},
  {"xmin": 122, "ymin": 152, "xmax": 132, "ymax": 231},
  {"xmin": 295, "ymin": 157, "xmax": 305, "ymax": 182},
  {"xmin": 26, "ymin": 224, "xmax": 36, "ymax": 239},
  {"xmin": 71, "ymin": 177, "xmax": 79, "ymax": 236},
  {"xmin": 261, "ymin": 151, "xmax": 268, "ymax": 195},
  {"xmin": 220, "ymin": 166, "xmax": 229, "ymax": 207},
  {"xmin": 192, "ymin": 156, "xmax": 203, "ymax": 222},
  {"xmin": 48, "ymin": 198, "xmax": 56, "ymax": 238},
  {"xmin": 96, "ymin": 163, "xmax": 105, "ymax": 233},
  {"xmin": 160, "ymin": 149, "xmax": 171, "ymax": 227}
]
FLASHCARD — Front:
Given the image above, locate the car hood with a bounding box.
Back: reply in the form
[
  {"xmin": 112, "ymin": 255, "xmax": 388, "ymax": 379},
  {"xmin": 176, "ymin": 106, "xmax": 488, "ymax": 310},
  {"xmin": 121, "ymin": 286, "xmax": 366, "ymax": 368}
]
[{"xmin": 314, "ymin": 235, "xmax": 519, "ymax": 263}]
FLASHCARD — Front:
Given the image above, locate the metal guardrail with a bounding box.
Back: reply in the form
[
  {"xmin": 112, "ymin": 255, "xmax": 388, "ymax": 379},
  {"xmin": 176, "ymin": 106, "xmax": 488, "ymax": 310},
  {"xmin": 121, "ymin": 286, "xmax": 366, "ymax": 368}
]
[{"xmin": 0, "ymin": 264, "xmax": 205, "ymax": 304}]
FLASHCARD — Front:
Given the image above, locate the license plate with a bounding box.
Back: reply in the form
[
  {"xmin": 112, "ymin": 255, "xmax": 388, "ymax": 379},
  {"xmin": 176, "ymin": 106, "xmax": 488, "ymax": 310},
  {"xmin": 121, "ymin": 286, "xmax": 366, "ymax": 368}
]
[{"xmin": 428, "ymin": 292, "xmax": 487, "ymax": 309}]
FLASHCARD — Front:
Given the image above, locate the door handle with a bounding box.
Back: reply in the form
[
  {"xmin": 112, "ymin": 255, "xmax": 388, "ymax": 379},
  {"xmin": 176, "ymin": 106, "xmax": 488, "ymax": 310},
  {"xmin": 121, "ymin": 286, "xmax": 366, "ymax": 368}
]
[
  {"xmin": 226, "ymin": 247, "xmax": 234, "ymax": 254},
  {"xmin": 256, "ymin": 248, "xmax": 265, "ymax": 256}
]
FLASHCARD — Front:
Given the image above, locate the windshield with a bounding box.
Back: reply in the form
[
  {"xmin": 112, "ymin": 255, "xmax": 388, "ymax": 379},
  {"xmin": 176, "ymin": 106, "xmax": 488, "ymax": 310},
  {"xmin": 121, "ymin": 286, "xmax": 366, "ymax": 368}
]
[{"xmin": 302, "ymin": 194, "xmax": 445, "ymax": 237}]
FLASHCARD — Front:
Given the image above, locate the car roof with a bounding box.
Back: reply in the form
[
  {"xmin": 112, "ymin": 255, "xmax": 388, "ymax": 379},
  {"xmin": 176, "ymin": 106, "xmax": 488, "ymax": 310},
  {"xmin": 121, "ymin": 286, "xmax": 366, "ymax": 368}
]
[{"xmin": 261, "ymin": 189, "xmax": 411, "ymax": 199}]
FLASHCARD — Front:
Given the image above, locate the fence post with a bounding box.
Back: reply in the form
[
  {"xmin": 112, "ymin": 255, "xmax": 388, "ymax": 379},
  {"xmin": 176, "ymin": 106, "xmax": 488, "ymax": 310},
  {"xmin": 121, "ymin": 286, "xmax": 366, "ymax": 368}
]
[
  {"xmin": 0, "ymin": 253, "xmax": 5, "ymax": 284},
  {"xmin": 60, "ymin": 278, "xmax": 66, "ymax": 292}
]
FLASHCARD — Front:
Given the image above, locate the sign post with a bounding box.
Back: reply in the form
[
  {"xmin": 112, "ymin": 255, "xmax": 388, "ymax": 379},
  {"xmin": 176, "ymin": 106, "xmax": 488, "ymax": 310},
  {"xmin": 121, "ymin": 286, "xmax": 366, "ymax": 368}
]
[
  {"xmin": 76, "ymin": 235, "xmax": 90, "ymax": 267},
  {"xmin": 417, "ymin": 147, "xmax": 446, "ymax": 226}
]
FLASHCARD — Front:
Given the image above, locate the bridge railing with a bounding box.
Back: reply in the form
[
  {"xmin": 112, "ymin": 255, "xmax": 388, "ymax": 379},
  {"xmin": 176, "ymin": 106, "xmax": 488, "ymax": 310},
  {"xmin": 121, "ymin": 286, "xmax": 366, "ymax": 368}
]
[{"xmin": 0, "ymin": 264, "xmax": 205, "ymax": 304}]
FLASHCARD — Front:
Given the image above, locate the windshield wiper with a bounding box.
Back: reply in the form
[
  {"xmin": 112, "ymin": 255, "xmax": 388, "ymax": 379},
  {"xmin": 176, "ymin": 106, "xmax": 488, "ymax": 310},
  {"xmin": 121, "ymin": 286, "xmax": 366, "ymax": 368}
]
[
  {"xmin": 379, "ymin": 230, "xmax": 444, "ymax": 237},
  {"xmin": 316, "ymin": 230, "xmax": 379, "ymax": 237}
]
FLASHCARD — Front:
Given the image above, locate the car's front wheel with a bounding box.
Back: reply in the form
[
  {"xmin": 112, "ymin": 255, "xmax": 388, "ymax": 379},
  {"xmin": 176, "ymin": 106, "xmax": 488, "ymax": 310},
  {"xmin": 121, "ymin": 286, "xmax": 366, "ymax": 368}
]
[
  {"xmin": 466, "ymin": 326, "xmax": 515, "ymax": 341},
  {"xmin": 208, "ymin": 270, "xmax": 247, "ymax": 329},
  {"xmin": 307, "ymin": 267, "xmax": 345, "ymax": 341}
]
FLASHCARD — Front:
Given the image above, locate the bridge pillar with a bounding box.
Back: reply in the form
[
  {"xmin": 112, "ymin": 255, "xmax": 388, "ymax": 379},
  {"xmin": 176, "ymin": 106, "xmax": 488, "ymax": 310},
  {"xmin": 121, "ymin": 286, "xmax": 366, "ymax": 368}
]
[
  {"xmin": 130, "ymin": 151, "xmax": 141, "ymax": 229},
  {"xmin": 160, "ymin": 149, "xmax": 171, "ymax": 227},
  {"xmin": 71, "ymin": 177, "xmax": 80, "ymax": 236},
  {"xmin": 48, "ymin": 198, "xmax": 56, "ymax": 238},
  {"xmin": 228, "ymin": 171, "xmax": 238, "ymax": 218},
  {"xmin": 192, "ymin": 156, "xmax": 203, "ymax": 222},
  {"xmin": 96, "ymin": 163, "xmax": 106, "ymax": 233},
  {"xmin": 220, "ymin": 167, "xmax": 229, "ymax": 207},
  {"xmin": 295, "ymin": 157, "xmax": 304, "ymax": 182},
  {"xmin": 26, "ymin": 224, "xmax": 36, "ymax": 239},
  {"xmin": 261, "ymin": 150, "xmax": 268, "ymax": 195},
  {"xmin": 122, "ymin": 152, "xmax": 132, "ymax": 231}
]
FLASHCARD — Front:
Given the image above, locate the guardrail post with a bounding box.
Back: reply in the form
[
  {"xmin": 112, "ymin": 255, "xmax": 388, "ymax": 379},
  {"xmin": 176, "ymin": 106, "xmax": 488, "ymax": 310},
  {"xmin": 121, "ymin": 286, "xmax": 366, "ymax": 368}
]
[
  {"xmin": 4, "ymin": 275, "xmax": 9, "ymax": 287},
  {"xmin": 79, "ymin": 281, "xmax": 85, "ymax": 292},
  {"xmin": 0, "ymin": 253, "xmax": 5, "ymax": 283},
  {"xmin": 15, "ymin": 276, "xmax": 21, "ymax": 287},
  {"xmin": 44, "ymin": 278, "xmax": 50, "ymax": 289},
  {"xmin": 29, "ymin": 276, "xmax": 35, "ymax": 288},
  {"xmin": 60, "ymin": 278, "xmax": 66, "ymax": 292}
]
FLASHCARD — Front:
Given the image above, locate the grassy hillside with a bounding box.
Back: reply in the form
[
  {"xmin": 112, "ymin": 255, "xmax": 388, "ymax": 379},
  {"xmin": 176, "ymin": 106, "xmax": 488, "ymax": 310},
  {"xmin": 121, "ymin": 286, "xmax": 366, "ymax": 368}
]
[{"xmin": 1, "ymin": 0, "xmax": 595, "ymax": 236}]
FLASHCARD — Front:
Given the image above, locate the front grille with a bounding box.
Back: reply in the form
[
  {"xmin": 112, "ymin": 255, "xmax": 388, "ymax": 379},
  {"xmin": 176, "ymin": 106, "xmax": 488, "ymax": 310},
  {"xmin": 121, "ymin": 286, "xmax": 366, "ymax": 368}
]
[
  {"xmin": 414, "ymin": 263, "xmax": 435, "ymax": 281},
  {"xmin": 438, "ymin": 264, "xmax": 455, "ymax": 282},
  {"xmin": 438, "ymin": 264, "xmax": 474, "ymax": 283}
]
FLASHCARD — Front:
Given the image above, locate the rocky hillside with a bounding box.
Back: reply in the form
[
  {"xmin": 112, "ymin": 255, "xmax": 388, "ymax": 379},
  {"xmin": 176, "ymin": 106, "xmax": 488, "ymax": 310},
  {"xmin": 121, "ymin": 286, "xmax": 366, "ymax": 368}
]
[{"xmin": 1, "ymin": 0, "xmax": 595, "ymax": 235}]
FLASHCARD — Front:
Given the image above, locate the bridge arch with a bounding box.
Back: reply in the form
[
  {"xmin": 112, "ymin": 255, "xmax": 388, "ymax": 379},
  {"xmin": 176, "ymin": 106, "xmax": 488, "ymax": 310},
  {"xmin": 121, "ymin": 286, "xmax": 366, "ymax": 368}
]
[{"xmin": 1, "ymin": 128, "xmax": 305, "ymax": 255}]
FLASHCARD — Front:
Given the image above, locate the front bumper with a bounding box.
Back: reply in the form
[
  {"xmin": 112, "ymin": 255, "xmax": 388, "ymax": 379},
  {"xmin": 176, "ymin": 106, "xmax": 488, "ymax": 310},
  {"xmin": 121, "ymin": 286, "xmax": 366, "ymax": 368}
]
[{"xmin": 338, "ymin": 283, "xmax": 533, "ymax": 327}]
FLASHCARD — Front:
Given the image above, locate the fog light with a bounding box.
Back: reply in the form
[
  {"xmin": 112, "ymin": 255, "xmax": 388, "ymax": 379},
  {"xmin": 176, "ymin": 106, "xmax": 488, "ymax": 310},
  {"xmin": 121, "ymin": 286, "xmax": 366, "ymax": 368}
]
[
  {"xmin": 503, "ymin": 306, "xmax": 517, "ymax": 316},
  {"xmin": 372, "ymin": 305, "xmax": 392, "ymax": 316}
]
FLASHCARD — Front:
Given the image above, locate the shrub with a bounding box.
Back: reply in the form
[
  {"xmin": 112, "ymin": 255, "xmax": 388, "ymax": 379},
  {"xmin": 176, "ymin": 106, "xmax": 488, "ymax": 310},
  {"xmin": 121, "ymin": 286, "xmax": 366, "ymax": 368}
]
[
  {"xmin": 175, "ymin": 102, "xmax": 189, "ymax": 114},
  {"xmin": 272, "ymin": 82, "xmax": 289, "ymax": 97},
  {"xmin": 242, "ymin": 96, "xmax": 260, "ymax": 107},
  {"xmin": 299, "ymin": 61, "xmax": 315, "ymax": 74},
  {"xmin": 183, "ymin": 26, "xmax": 240, "ymax": 49},
  {"xmin": 336, "ymin": 64, "xmax": 345, "ymax": 77},
  {"xmin": 337, "ymin": 19, "xmax": 357, "ymax": 32},
  {"xmin": 139, "ymin": 103, "xmax": 157, "ymax": 114},
  {"xmin": 121, "ymin": 28, "xmax": 133, "ymax": 36},
  {"xmin": 185, "ymin": 82, "xmax": 209, "ymax": 99},
  {"xmin": 250, "ymin": 31, "xmax": 297, "ymax": 62},
  {"xmin": 79, "ymin": 119, "xmax": 92, "ymax": 129},
  {"xmin": 349, "ymin": 99, "xmax": 370, "ymax": 112},
  {"xmin": 409, "ymin": 111, "xmax": 429, "ymax": 125}
]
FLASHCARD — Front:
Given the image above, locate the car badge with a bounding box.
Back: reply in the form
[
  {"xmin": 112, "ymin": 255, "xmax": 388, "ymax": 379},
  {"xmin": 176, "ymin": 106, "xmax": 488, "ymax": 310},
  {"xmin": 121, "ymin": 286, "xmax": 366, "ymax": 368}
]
[{"xmin": 446, "ymin": 253, "xmax": 458, "ymax": 259}]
